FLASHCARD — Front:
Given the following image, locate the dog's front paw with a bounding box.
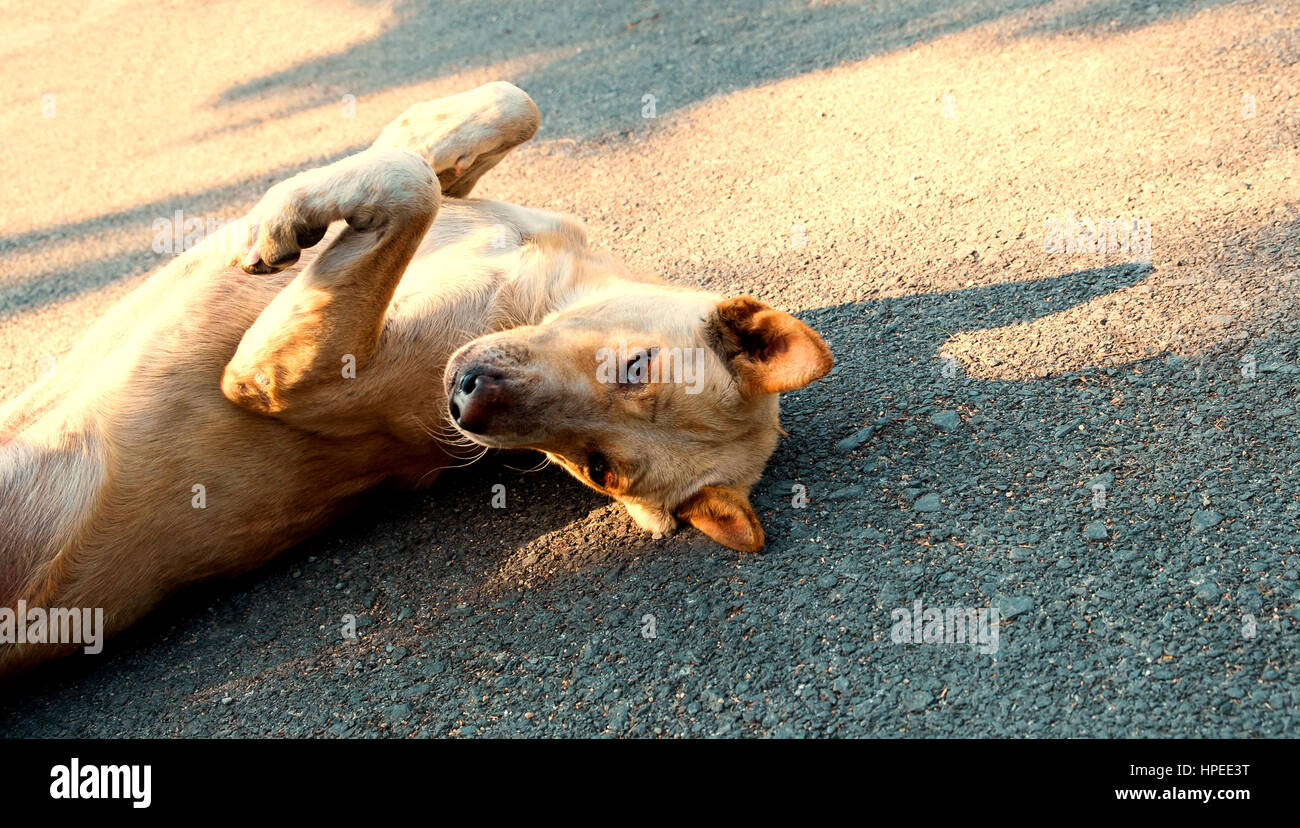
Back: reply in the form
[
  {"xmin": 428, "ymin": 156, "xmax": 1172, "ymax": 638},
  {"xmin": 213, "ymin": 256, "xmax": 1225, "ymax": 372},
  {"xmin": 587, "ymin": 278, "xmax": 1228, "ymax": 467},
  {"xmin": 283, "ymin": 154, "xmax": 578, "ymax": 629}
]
[
  {"xmin": 235, "ymin": 149, "xmax": 436, "ymax": 275},
  {"xmin": 236, "ymin": 185, "xmax": 331, "ymax": 275}
]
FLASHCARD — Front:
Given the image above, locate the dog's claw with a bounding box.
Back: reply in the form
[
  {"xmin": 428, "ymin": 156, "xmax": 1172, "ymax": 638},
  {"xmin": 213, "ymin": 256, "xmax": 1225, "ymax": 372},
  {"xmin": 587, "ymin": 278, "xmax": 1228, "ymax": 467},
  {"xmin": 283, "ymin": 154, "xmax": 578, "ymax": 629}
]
[{"xmin": 241, "ymin": 248, "xmax": 264, "ymax": 273}]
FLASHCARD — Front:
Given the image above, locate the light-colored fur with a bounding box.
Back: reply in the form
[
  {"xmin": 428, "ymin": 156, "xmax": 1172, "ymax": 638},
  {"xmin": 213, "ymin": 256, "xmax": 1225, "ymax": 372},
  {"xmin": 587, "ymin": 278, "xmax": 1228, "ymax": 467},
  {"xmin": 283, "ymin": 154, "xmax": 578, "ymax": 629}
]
[{"xmin": 0, "ymin": 83, "xmax": 831, "ymax": 676}]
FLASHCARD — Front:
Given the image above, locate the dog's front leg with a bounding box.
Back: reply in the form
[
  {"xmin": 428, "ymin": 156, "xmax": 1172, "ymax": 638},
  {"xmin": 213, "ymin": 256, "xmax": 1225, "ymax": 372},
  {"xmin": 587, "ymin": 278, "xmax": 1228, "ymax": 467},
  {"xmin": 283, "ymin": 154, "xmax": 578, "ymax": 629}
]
[{"xmin": 220, "ymin": 148, "xmax": 439, "ymax": 432}]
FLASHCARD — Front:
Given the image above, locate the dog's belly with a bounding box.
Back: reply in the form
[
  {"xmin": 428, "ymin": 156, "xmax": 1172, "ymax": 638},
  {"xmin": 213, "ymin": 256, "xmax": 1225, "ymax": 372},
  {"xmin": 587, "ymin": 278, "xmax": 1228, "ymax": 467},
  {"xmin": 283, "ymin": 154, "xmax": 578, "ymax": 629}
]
[{"xmin": 0, "ymin": 249, "xmax": 448, "ymax": 608}]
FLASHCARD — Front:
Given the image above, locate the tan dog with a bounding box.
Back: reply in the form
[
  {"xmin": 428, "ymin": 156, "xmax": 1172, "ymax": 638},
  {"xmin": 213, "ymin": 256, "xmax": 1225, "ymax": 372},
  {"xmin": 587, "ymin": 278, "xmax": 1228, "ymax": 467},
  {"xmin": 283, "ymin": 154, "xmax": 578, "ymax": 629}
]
[{"xmin": 0, "ymin": 83, "xmax": 832, "ymax": 676}]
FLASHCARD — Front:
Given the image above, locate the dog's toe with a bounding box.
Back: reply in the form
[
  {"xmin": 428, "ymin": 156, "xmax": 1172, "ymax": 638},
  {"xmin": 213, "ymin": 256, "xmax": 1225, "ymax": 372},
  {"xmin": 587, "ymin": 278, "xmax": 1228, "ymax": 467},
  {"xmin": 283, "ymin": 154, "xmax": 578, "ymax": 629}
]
[{"xmin": 240, "ymin": 212, "xmax": 325, "ymax": 275}]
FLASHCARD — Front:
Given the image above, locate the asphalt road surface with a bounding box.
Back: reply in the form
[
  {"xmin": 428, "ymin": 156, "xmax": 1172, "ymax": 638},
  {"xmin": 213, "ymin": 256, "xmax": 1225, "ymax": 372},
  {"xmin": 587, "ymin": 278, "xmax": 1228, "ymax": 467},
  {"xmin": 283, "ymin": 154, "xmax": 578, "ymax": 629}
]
[{"xmin": 1, "ymin": 0, "xmax": 1297, "ymax": 737}]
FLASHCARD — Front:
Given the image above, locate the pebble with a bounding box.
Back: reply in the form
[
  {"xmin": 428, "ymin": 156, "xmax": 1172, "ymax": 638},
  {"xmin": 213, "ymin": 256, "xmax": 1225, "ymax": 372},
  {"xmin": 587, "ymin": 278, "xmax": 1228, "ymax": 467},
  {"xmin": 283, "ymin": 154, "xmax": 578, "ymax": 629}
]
[
  {"xmin": 383, "ymin": 704, "xmax": 411, "ymax": 724},
  {"xmin": 930, "ymin": 410, "xmax": 961, "ymax": 432},
  {"xmin": 913, "ymin": 493, "xmax": 942, "ymax": 512},
  {"xmin": 1053, "ymin": 418, "xmax": 1084, "ymax": 438},
  {"xmin": 835, "ymin": 425, "xmax": 877, "ymax": 452},
  {"xmin": 902, "ymin": 690, "xmax": 932, "ymax": 712},
  {"xmin": 1086, "ymin": 472, "xmax": 1115, "ymax": 490},
  {"xmin": 1190, "ymin": 510, "xmax": 1222, "ymax": 533},
  {"xmin": 998, "ymin": 596, "xmax": 1034, "ymax": 618}
]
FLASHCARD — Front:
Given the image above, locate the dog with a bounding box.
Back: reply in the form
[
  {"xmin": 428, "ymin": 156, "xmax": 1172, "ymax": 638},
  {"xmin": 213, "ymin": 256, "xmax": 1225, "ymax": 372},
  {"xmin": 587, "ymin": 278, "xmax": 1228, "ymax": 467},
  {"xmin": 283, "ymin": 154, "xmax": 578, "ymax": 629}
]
[{"xmin": 0, "ymin": 83, "xmax": 832, "ymax": 676}]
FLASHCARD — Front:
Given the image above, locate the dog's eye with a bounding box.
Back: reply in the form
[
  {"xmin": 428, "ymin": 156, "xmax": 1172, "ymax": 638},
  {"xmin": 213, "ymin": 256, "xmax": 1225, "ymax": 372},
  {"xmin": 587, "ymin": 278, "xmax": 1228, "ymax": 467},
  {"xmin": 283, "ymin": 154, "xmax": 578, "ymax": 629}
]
[
  {"xmin": 619, "ymin": 348, "xmax": 660, "ymax": 387},
  {"xmin": 586, "ymin": 452, "xmax": 612, "ymax": 487}
]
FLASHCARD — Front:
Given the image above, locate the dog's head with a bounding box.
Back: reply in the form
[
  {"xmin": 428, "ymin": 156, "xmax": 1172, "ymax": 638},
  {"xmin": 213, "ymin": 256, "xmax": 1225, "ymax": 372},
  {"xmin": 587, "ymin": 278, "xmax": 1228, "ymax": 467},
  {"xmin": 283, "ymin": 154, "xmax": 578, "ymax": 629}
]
[{"xmin": 444, "ymin": 284, "xmax": 832, "ymax": 552}]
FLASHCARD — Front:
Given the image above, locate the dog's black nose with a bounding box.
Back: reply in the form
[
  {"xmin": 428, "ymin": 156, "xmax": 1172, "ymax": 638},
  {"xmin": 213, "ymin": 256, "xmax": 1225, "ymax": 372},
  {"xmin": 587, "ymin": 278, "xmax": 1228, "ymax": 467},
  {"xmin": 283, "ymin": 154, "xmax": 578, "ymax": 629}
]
[
  {"xmin": 459, "ymin": 368, "xmax": 483, "ymax": 396},
  {"xmin": 449, "ymin": 365, "xmax": 507, "ymax": 433}
]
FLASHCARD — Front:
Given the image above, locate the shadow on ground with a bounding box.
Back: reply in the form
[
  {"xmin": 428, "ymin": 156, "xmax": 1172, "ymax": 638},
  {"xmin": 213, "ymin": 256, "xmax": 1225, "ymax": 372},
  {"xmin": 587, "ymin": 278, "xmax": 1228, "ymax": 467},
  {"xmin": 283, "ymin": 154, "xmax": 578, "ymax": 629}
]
[{"xmin": 0, "ymin": 259, "xmax": 1190, "ymax": 711}]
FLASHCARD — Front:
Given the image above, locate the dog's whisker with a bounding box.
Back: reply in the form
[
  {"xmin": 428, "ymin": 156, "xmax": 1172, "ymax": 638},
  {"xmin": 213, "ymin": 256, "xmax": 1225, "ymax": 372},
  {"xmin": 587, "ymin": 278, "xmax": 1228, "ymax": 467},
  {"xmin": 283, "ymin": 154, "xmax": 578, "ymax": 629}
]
[
  {"xmin": 411, "ymin": 410, "xmax": 480, "ymax": 452},
  {"xmin": 504, "ymin": 454, "xmax": 550, "ymax": 473},
  {"xmin": 416, "ymin": 444, "xmax": 490, "ymax": 486}
]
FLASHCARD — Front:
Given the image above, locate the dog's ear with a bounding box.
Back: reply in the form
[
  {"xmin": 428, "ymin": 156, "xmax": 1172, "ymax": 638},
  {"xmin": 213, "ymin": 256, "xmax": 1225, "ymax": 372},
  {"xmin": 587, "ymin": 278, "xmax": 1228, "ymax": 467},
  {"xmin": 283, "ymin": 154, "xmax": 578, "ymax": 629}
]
[
  {"xmin": 712, "ymin": 297, "xmax": 833, "ymax": 396},
  {"xmin": 676, "ymin": 485, "xmax": 764, "ymax": 553}
]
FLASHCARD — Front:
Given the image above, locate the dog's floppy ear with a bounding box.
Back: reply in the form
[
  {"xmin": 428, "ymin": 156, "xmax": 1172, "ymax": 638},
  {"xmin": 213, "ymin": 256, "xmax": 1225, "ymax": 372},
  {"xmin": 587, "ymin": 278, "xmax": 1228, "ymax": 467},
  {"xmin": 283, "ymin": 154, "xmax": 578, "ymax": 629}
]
[
  {"xmin": 676, "ymin": 485, "xmax": 765, "ymax": 553},
  {"xmin": 712, "ymin": 296, "xmax": 833, "ymax": 396}
]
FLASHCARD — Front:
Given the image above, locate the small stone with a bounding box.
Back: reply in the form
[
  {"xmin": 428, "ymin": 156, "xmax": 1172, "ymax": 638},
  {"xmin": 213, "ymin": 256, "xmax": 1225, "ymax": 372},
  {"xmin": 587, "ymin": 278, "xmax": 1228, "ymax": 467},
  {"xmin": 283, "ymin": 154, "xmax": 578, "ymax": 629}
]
[
  {"xmin": 930, "ymin": 410, "xmax": 961, "ymax": 432},
  {"xmin": 913, "ymin": 493, "xmax": 942, "ymax": 512},
  {"xmin": 827, "ymin": 485, "xmax": 863, "ymax": 500},
  {"xmin": 1086, "ymin": 472, "xmax": 1115, "ymax": 490},
  {"xmin": 1083, "ymin": 521, "xmax": 1108, "ymax": 541},
  {"xmin": 422, "ymin": 659, "xmax": 446, "ymax": 677},
  {"xmin": 383, "ymin": 704, "xmax": 411, "ymax": 724},
  {"xmin": 607, "ymin": 700, "xmax": 630, "ymax": 731},
  {"xmin": 835, "ymin": 425, "xmax": 876, "ymax": 452},
  {"xmin": 492, "ymin": 591, "xmax": 522, "ymax": 609},
  {"xmin": 1053, "ymin": 418, "xmax": 1084, "ymax": 438},
  {"xmin": 1191, "ymin": 510, "xmax": 1222, "ymax": 533},
  {"xmin": 902, "ymin": 690, "xmax": 932, "ymax": 712},
  {"xmin": 998, "ymin": 596, "xmax": 1034, "ymax": 618}
]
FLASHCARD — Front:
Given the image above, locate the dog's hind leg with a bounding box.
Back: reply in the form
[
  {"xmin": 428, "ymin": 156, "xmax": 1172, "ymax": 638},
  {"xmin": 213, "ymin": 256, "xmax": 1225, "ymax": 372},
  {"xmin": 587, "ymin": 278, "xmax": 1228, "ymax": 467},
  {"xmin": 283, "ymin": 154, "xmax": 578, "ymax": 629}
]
[{"xmin": 370, "ymin": 81, "xmax": 540, "ymax": 198}]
